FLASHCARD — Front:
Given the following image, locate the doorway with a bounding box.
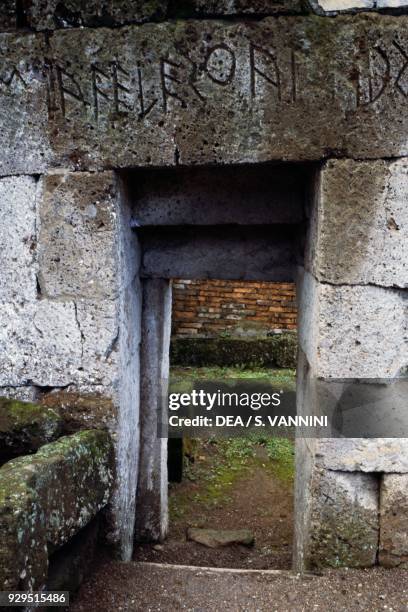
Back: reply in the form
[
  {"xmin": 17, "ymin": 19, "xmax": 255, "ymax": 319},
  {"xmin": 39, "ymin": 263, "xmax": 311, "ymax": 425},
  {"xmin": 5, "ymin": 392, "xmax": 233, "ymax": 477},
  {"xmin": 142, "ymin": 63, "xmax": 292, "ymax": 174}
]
[{"xmin": 127, "ymin": 161, "xmax": 313, "ymax": 569}]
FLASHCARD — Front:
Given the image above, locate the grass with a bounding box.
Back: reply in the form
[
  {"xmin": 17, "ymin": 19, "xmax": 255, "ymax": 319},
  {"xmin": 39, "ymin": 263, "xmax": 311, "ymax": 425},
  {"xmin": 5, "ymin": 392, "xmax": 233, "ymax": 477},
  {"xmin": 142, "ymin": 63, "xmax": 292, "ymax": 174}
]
[
  {"xmin": 168, "ymin": 365, "xmax": 296, "ymax": 522},
  {"xmin": 170, "ymin": 366, "xmax": 296, "ymax": 391}
]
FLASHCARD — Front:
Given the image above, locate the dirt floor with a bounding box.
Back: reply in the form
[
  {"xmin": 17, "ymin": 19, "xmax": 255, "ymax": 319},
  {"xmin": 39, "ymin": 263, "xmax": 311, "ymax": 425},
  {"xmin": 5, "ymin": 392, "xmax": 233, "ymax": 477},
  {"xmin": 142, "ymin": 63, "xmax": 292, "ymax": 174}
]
[
  {"xmin": 70, "ymin": 561, "xmax": 408, "ymax": 611},
  {"xmin": 135, "ymin": 436, "xmax": 294, "ymax": 569}
]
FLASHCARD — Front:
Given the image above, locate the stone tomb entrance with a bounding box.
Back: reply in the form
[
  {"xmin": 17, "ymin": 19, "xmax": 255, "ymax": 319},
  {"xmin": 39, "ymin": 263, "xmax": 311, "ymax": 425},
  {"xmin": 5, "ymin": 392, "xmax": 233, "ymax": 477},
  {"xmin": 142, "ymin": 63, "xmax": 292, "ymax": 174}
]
[
  {"xmin": 129, "ymin": 163, "xmax": 307, "ymax": 565},
  {"xmin": 1, "ymin": 12, "xmax": 407, "ymax": 574}
]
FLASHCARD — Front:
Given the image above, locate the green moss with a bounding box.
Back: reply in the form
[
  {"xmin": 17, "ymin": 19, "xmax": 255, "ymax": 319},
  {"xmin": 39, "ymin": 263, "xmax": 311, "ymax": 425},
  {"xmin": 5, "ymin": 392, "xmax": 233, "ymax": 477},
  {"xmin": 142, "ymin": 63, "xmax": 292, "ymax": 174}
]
[
  {"xmin": 0, "ymin": 398, "xmax": 60, "ymax": 428},
  {"xmin": 0, "ymin": 398, "xmax": 63, "ymax": 462}
]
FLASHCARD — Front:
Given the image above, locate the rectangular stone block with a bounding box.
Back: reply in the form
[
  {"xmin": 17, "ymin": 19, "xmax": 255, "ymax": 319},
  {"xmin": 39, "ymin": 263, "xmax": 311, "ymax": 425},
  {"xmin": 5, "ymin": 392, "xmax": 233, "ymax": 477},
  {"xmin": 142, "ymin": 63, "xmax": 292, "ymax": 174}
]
[
  {"xmin": 309, "ymin": 469, "xmax": 379, "ymax": 569},
  {"xmin": 140, "ymin": 226, "xmax": 297, "ymax": 281},
  {"xmin": 0, "ymin": 176, "xmax": 39, "ymax": 302},
  {"xmin": 130, "ymin": 164, "xmax": 305, "ymax": 226},
  {"xmin": 0, "ymin": 16, "xmax": 408, "ymax": 173},
  {"xmin": 0, "ymin": 430, "xmax": 113, "ymax": 590},
  {"xmin": 38, "ymin": 171, "xmax": 118, "ymax": 300},
  {"xmin": 46, "ymin": 16, "xmax": 408, "ymax": 168},
  {"xmin": 310, "ymin": 159, "xmax": 408, "ymax": 288},
  {"xmin": 26, "ymin": 0, "xmax": 168, "ymax": 30},
  {"xmin": 317, "ymin": 439, "xmax": 408, "ymax": 473},
  {"xmin": 316, "ymin": 284, "xmax": 407, "ymax": 378},
  {"xmin": 379, "ymin": 473, "xmax": 408, "ymax": 568},
  {"xmin": 299, "ymin": 271, "xmax": 407, "ymax": 378}
]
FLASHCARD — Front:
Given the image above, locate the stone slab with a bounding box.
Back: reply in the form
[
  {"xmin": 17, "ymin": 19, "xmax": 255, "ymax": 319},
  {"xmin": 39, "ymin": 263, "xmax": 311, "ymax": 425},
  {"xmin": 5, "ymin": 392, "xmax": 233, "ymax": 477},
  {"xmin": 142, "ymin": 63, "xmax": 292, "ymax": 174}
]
[
  {"xmin": 129, "ymin": 164, "xmax": 305, "ymax": 226},
  {"xmin": 309, "ymin": 469, "xmax": 379, "ymax": 568},
  {"xmin": 140, "ymin": 226, "xmax": 297, "ymax": 281},
  {"xmin": 1, "ymin": 16, "xmax": 408, "ymax": 174},
  {"xmin": 187, "ymin": 528, "xmax": 255, "ymax": 547},
  {"xmin": 379, "ymin": 473, "xmax": 408, "ymax": 568},
  {"xmin": 317, "ymin": 439, "xmax": 408, "ymax": 473},
  {"xmin": 310, "ymin": 159, "xmax": 408, "ymax": 288},
  {"xmin": 309, "ymin": 0, "xmax": 374, "ymax": 13},
  {"xmin": 26, "ymin": 0, "xmax": 168, "ymax": 30},
  {"xmin": 38, "ymin": 172, "xmax": 118, "ymax": 300},
  {"xmin": 0, "ymin": 430, "xmax": 113, "ymax": 590},
  {"xmin": 0, "ymin": 176, "xmax": 39, "ymax": 302}
]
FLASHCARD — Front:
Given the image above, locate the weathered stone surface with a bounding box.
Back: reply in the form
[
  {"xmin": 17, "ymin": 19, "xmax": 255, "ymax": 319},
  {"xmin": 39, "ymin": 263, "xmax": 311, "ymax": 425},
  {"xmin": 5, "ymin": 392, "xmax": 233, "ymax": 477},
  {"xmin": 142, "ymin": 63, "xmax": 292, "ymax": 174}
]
[
  {"xmin": 297, "ymin": 272, "xmax": 407, "ymax": 378},
  {"xmin": 174, "ymin": 0, "xmax": 303, "ymax": 15},
  {"xmin": 317, "ymin": 284, "xmax": 407, "ymax": 378},
  {"xmin": 317, "ymin": 439, "xmax": 408, "ymax": 473},
  {"xmin": 187, "ymin": 528, "xmax": 255, "ymax": 548},
  {"xmin": 26, "ymin": 0, "xmax": 168, "ymax": 30},
  {"xmin": 310, "ymin": 159, "xmax": 408, "ymax": 288},
  {"xmin": 0, "ymin": 398, "xmax": 62, "ymax": 462},
  {"xmin": 46, "ymin": 15, "xmax": 408, "ymax": 167},
  {"xmin": 135, "ymin": 279, "xmax": 171, "ymax": 543},
  {"xmin": 140, "ymin": 226, "xmax": 296, "ymax": 281},
  {"xmin": 0, "ymin": 300, "xmax": 82, "ymax": 387},
  {"xmin": 41, "ymin": 391, "xmax": 117, "ymax": 433},
  {"xmin": 0, "ymin": 176, "xmax": 39, "ymax": 302},
  {"xmin": 0, "ymin": 430, "xmax": 113, "ymax": 590},
  {"xmin": 309, "ymin": 470, "xmax": 379, "ymax": 568},
  {"xmin": 1, "ymin": 16, "xmax": 407, "ymax": 175},
  {"xmin": 379, "ymin": 474, "xmax": 408, "ymax": 568},
  {"xmin": 129, "ymin": 164, "xmax": 305, "ymax": 226},
  {"xmin": 38, "ymin": 172, "xmax": 118, "ymax": 300},
  {"xmin": 0, "ymin": 33, "xmax": 49, "ymax": 176}
]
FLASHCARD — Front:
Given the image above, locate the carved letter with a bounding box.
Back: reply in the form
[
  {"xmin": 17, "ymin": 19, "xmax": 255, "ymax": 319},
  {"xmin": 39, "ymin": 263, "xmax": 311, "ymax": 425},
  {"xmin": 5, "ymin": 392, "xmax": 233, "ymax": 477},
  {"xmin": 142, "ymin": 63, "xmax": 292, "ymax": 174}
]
[
  {"xmin": 249, "ymin": 42, "xmax": 281, "ymax": 101},
  {"xmin": 204, "ymin": 44, "xmax": 236, "ymax": 86},
  {"xmin": 393, "ymin": 40, "xmax": 408, "ymax": 98},
  {"xmin": 55, "ymin": 65, "xmax": 88, "ymax": 117},
  {"xmin": 160, "ymin": 57, "xmax": 187, "ymax": 112}
]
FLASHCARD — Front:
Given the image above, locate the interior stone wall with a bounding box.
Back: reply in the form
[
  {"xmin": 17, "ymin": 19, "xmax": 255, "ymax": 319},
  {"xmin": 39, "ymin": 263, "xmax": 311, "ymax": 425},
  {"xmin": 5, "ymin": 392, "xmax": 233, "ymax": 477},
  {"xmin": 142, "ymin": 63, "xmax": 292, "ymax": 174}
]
[{"xmin": 0, "ymin": 1, "xmax": 407, "ymax": 566}]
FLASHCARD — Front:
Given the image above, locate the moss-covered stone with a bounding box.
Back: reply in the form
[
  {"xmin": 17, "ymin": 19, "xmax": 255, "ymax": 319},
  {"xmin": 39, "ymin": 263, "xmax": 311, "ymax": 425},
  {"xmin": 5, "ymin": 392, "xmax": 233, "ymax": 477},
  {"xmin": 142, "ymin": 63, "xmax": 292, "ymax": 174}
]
[
  {"xmin": 0, "ymin": 398, "xmax": 62, "ymax": 462},
  {"xmin": 0, "ymin": 430, "xmax": 113, "ymax": 590},
  {"xmin": 170, "ymin": 333, "xmax": 297, "ymax": 369},
  {"xmin": 41, "ymin": 391, "xmax": 117, "ymax": 434},
  {"xmin": 308, "ymin": 469, "xmax": 379, "ymax": 569}
]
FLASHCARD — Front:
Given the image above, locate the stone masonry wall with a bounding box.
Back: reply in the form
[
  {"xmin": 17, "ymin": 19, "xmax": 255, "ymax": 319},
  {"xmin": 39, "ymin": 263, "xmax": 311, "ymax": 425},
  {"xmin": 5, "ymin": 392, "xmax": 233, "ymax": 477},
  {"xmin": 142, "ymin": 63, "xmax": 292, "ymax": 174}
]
[
  {"xmin": 0, "ymin": 0, "xmax": 408, "ymax": 569},
  {"xmin": 172, "ymin": 280, "xmax": 297, "ymax": 337}
]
